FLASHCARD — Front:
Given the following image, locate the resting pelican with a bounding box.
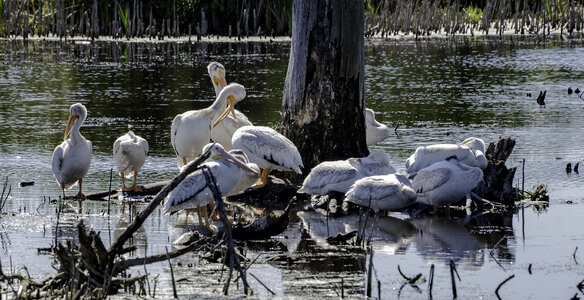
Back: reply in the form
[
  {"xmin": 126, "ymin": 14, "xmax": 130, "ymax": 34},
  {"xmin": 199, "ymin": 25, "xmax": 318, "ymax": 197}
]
[
  {"xmin": 51, "ymin": 103, "xmax": 92, "ymax": 200},
  {"xmin": 221, "ymin": 125, "xmax": 303, "ymax": 188},
  {"xmin": 365, "ymin": 108, "xmax": 390, "ymax": 146},
  {"xmin": 411, "ymin": 156, "xmax": 483, "ymax": 215},
  {"xmin": 113, "ymin": 131, "xmax": 149, "ymax": 192},
  {"xmin": 344, "ymin": 173, "xmax": 417, "ymax": 212},
  {"xmin": 207, "ymin": 62, "xmax": 253, "ymax": 150},
  {"xmin": 171, "ymin": 83, "xmax": 246, "ymax": 168},
  {"xmin": 163, "ymin": 143, "xmax": 259, "ymax": 226},
  {"xmin": 405, "ymin": 137, "xmax": 488, "ymax": 176},
  {"xmin": 298, "ymin": 152, "xmax": 395, "ymax": 196}
]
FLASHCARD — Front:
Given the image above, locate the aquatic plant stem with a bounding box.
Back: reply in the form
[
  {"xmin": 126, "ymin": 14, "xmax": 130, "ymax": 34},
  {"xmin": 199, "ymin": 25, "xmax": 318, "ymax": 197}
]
[
  {"xmin": 428, "ymin": 264, "xmax": 435, "ymax": 299},
  {"xmin": 495, "ymin": 274, "xmax": 515, "ymax": 300},
  {"xmin": 165, "ymin": 246, "xmax": 178, "ymax": 298}
]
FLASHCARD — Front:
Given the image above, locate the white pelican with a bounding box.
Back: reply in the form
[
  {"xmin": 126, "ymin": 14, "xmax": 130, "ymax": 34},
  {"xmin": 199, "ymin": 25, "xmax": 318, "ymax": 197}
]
[
  {"xmin": 223, "ymin": 125, "xmax": 303, "ymax": 188},
  {"xmin": 207, "ymin": 62, "xmax": 252, "ymax": 150},
  {"xmin": 298, "ymin": 152, "xmax": 395, "ymax": 196},
  {"xmin": 171, "ymin": 83, "xmax": 246, "ymax": 168},
  {"xmin": 405, "ymin": 137, "xmax": 488, "ymax": 176},
  {"xmin": 163, "ymin": 143, "xmax": 258, "ymax": 226},
  {"xmin": 365, "ymin": 108, "xmax": 390, "ymax": 146},
  {"xmin": 344, "ymin": 173, "xmax": 417, "ymax": 213},
  {"xmin": 51, "ymin": 103, "xmax": 92, "ymax": 200},
  {"xmin": 411, "ymin": 156, "xmax": 483, "ymax": 214},
  {"xmin": 113, "ymin": 131, "xmax": 149, "ymax": 192}
]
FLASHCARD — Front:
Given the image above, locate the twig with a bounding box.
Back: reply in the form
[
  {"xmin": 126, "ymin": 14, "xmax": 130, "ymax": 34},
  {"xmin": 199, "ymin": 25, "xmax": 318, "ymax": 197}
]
[
  {"xmin": 366, "ymin": 247, "xmax": 374, "ymax": 297},
  {"xmin": 394, "ymin": 122, "xmax": 400, "ymax": 135},
  {"xmin": 528, "ymin": 263, "xmax": 532, "ymax": 275},
  {"xmin": 450, "ymin": 259, "xmax": 458, "ymax": 299},
  {"xmin": 574, "ymin": 246, "xmax": 579, "ymax": 265},
  {"xmin": 107, "ymin": 168, "xmax": 112, "ymax": 215},
  {"xmin": 397, "ymin": 265, "xmax": 422, "ymax": 284},
  {"xmin": 165, "ymin": 246, "xmax": 178, "ymax": 299},
  {"xmin": 249, "ymin": 272, "xmax": 276, "ymax": 295},
  {"xmin": 495, "ymin": 274, "xmax": 515, "ymax": 300},
  {"xmin": 428, "ymin": 264, "xmax": 434, "ymax": 299}
]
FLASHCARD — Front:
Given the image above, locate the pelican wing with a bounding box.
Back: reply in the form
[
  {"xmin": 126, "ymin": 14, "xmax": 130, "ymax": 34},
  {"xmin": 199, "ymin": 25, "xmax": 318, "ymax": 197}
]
[
  {"xmin": 163, "ymin": 163, "xmax": 219, "ymax": 214},
  {"xmin": 351, "ymin": 157, "xmax": 395, "ymax": 176},
  {"xmin": 137, "ymin": 135, "xmax": 149, "ymax": 156},
  {"xmin": 51, "ymin": 144, "xmax": 65, "ymax": 183},
  {"xmin": 345, "ymin": 176, "xmax": 401, "ymax": 209},
  {"xmin": 299, "ymin": 161, "xmax": 357, "ymax": 193},
  {"xmin": 235, "ymin": 126, "xmax": 303, "ymax": 173},
  {"xmin": 170, "ymin": 114, "xmax": 181, "ymax": 157},
  {"xmin": 411, "ymin": 167, "xmax": 452, "ymax": 194}
]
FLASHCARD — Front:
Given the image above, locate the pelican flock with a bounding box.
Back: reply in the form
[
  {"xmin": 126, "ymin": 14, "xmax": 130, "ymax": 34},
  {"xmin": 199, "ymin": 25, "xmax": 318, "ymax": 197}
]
[
  {"xmin": 51, "ymin": 103, "xmax": 92, "ymax": 200},
  {"xmin": 113, "ymin": 131, "xmax": 149, "ymax": 192},
  {"xmin": 163, "ymin": 143, "xmax": 259, "ymax": 226},
  {"xmin": 207, "ymin": 62, "xmax": 253, "ymax": 150},
  {"xmin": 171, "ymin": 82, "xmax": 247, "ymax": 168}
]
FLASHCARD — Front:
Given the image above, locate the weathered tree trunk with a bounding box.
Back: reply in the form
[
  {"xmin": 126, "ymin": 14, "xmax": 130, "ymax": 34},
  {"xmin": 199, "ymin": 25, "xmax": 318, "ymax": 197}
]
[
  {"xmin": 473, "ymin": 137, "xmax": 517, "ymax": 205},
  {"xmin": 279, "ymin": 0, "xmax": 368, "ymax": 182}
]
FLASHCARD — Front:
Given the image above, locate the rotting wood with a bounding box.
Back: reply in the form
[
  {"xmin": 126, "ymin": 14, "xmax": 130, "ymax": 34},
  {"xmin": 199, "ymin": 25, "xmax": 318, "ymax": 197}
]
[{"xmin": 473, "ymin": 137, "xmax": 517, "ymax": 205}]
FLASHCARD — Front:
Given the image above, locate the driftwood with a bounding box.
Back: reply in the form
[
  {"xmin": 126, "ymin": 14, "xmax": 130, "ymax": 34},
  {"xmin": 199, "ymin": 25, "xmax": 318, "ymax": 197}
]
[
  {"xmin": 232, "ymin": 198, "xmax": 294, "ymax": 240},
  {"xmin": 473, "ymin": 137, "xmax": 517, "ymax": 205},
  {"xmin": 86, "ymin": 180, "xmax": 169, "ymax": 201}
]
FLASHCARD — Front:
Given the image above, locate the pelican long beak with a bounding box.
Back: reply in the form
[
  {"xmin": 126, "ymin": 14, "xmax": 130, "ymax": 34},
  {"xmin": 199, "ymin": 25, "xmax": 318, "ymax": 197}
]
[
  {"xmin": 215, "ymin": 147, "xmax": 258, "ymax": 175},
  {"xmin": 212, "ymin": 95, "xmax": 237, "ymax": 128},
  {"xmin": 218, "ymin": 70, "xmax": 227, "ymax": 88},
  {"xmin": 64, "ymin": 114, "xmax": 78, "ymax": 140}
]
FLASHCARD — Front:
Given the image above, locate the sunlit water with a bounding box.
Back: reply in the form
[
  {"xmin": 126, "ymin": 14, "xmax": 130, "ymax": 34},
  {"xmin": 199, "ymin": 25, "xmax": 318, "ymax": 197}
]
[{"xmin": 1, "ymin": 37, "xmax": 584, "ymax": 298}]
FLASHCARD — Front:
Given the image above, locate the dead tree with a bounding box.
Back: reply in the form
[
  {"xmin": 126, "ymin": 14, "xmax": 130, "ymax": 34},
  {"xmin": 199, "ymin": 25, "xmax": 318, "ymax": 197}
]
[{"xmin": 279, "ymin": 0, "xmax": 368, "ymax": 182}]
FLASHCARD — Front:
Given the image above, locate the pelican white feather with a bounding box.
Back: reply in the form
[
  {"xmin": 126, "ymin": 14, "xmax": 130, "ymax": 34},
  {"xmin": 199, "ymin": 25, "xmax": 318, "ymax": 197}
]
[
  {"xmin": 207, "ymin": 62, "xmax": 252, "ymax": 150},
  {"xmin": 163, "ymin": 143, "xmax": 258, "ymax": 225},
  {"xmin": 51, "ymin": 103, "xmax": 92, "ymax": 200},
  {"xmin": 299, "ymin": 151, "xmax": 395, "ymax": 195},
  {"xmin": 412, "ymin": 157, "xmax": 483, "ymax": 207},
  {"xmin": 171, "ymin": 83, "xmax": 246, "ymax": 168},
  {"xmin": 365, "ymin": 108, "xmax": 390, "ymax": 146},
  {"xmin": 231, "ymin": 125, "xmax": 303, "ymax": 188},
  {"xmin": 113, "ymin": 131, "xmax": 149, "ymax": 191},
  {"xmin": 405, "ymin": 137, "xmax": 488, "ymax": 176},
  {"xmin": 345, "ymin": 173, "xmax": 417, "ymax": 212}
]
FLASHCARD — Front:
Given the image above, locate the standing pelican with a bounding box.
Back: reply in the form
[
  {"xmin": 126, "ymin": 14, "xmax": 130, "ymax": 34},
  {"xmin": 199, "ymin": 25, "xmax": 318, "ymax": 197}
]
[
  {"xmin": 207, "ymin": 62, "xmax": 253, "ymax": 150},
  {"xmin": 163, "ymin": 143, "xmax": 258, "ymax": 226},
  {"xmin": 405, "ymin": 137, "xmax": 488, "ymax": 176},
  {"xmin": 113, "ymin": 131, "xmax": 149, "ymax": 192},
  {"xmin": 51, "ymin": 103, "xmax": 92, "ymax": 200},
  {"xmin": 365, "ymin": 108, "xmax": 390, "ymax": 146},
  {"xmin": 171, "ymin": 83, "xmax": 246, "ymax": 168},
  {"xmin": 299, "ymin": 152, "xmax": 395, "ymax": 196},
  {"xmin": 218, "ymin": 125, "xmax": 303, "ymax": 188},
  {"xmin": 344, "ymin": 173, "xmax": 417, "ymax": 212},
  {"xmin": 412, "ymin": 156, "xmax": 483, "ymax": 215}
]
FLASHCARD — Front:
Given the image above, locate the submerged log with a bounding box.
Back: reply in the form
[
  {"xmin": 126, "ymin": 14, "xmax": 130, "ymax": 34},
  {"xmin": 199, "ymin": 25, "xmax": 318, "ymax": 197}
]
[
  {"xmin": 85, "ymin": 180, "xmax": 169, "ymax": 201},
  {"xmin": 473, "ymin": 137, "xmax": 517, "ymax": 205},
  {"xmin": 232, "ymin": 198, "xmax": 294, "ymax": 240}
]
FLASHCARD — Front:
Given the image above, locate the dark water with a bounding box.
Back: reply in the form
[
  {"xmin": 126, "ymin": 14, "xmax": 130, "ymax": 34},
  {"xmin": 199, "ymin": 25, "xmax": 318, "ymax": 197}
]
[{"xmin": 1, "ymin": 37, "xmax": 584, "ymax": 298}]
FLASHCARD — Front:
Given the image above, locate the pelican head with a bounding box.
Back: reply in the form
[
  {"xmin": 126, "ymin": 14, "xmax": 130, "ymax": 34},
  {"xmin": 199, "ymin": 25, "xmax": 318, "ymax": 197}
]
[
  {"xmin": 207, "ymin": 62, "xmax": 227, "ymax": 93},
  {"xmin": 64, "ymin": 103, "xmax": 87, "ymax": 140},
  {"xmin": 459, "ymin": 137, "xmax": 486, "ymax": 154},
  {"xmin": 202, "ymin": 143, "xmax": 258, "ymax": 175},
  {"xmin": 211, "ymin": 83, "xmax": 246, "ymax": 128},
  {"xmin": 368, "ymin": 151, "xmax": 391, "ymax": 167}
]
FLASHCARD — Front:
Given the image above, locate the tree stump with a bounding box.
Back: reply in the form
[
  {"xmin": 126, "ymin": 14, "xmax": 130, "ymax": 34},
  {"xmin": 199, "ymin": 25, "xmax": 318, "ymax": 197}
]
[{"xmin": 473, "ymin": 137, "xmax": 517, "ymax": 205}]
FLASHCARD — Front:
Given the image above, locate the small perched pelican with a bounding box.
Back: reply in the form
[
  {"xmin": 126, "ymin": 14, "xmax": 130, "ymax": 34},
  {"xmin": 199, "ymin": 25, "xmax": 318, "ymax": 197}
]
[
  {"xmin": 113, "ymin": 131, "xmax": 149, "ymax": 192},
  {"xmin": 171, "ymin": 83, "xmax": 246, "ymax": 168},
  {"xmin": 298, "ymin": 152, "xmax": 395, "ymax": 196},
  {"xmin": 412, "ymin": 156, "xmax": 483, "ymax": 214},
  {"xmin": 207, "ymin": 62, "xmax": 252, "ymax": 150},
  {"xmin": 365, "ymin": 108, "xmax": 390, "ymax": 146},
  {"xmin": 222, "ymin": 125, "xmax": 303, "ymax": 188},
  {"xmin": 163, "ymin": 143, "xmax": 259, "ymax": 226},
  {"xmin": 51, "ymin": 103, "xmax": 92, "ymax": 200},
  {"xmin": 344, "ymin": 173, "xmax": 417, "ymax": 212},
  {"xmin": 405, "ymin": 137, "xmax": 488, "ymax": 176}
]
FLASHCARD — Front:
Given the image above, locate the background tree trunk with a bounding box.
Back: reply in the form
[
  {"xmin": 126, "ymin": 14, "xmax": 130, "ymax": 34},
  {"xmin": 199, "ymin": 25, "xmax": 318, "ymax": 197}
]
[{"xmin": 279, "ymin": 0, "xmax": 368, "ymax": 182}]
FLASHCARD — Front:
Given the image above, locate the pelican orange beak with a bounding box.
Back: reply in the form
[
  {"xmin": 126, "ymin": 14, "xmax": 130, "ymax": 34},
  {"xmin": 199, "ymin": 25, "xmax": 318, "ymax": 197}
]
[
  {"xmin": 218, "ymin": 70, "xmax": 227, "ymax": 88},
  {"xmin": 214, "ymin": 147, "xmax": 258, "ymax": 175},
  {"xmin": 64, "ymin": 113, "xmax": 79, "ymax": 140},
  {"xmin": 212, "ymin": 95, "xmax": 237, "ymax": 128}
]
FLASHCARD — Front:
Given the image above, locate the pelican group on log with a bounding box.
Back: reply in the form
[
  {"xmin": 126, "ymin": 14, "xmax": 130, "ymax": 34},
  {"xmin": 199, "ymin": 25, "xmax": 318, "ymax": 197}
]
[
  {"xmin": 344, "ymin": 173, "xmax": 417, "ymax": 212},
  {"xmin": 298, "ymin": 151, "xmax": 395, "ymax": 196},
  {"xmin": 113, "ymin": 131, "xmax": 149, "ymax": 192},
  {"xmin": 411, "ymin": 156, "xmax": 483, "ymax": 214},
  {"xmin": 51, "ymin": 103, "xmax": 92, "ymax": 200},
  {"xmin": 163, "ymin": 143, "xmax": 259, "ymax": 226},
  {"xmin": 207, "ymin": 62, "xmax": 253, "ymax": 150},
  {"xmin": 365, "ymin": 108, "xmax": 390, "ymax": 146},
  {"xmin": 171, "ymin": 83, "xmax": 247, "ymax": 168},
  {"xmin": 224, "ymin": 125, "xmax": 303, "ymax": 188},
  {"xmin": 405, "ymin": 137, "xmax": 488, "ymax": 177}
]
